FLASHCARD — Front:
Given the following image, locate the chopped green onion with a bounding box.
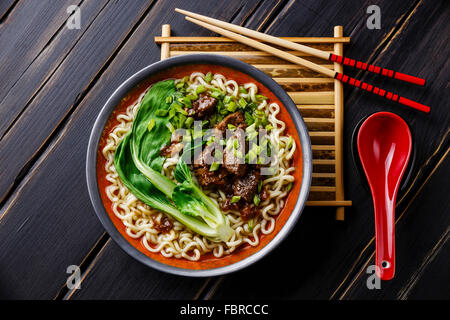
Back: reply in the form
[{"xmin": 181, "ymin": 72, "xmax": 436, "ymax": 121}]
[
  {"xmin": 231, "ymin": 196, "xmax": 241, "ymax": 203},
  {"xmin": 247, "ymin": 102, "xmax": 258, "ymax": 110},
  {"xmin": 287, "ymin": 136, "xmax": 293, "ymax": 149},
  {"xmin": 214, "ymin": 149, "xmax": 223, "ymax": 160},
  {"xmin": 226, "ymin": 101, "xmax": 238, "ymax": 112},
  {"xmin": 147, "ymin": 119, "xmax": 155, "ymax": 132},
  {"xmin": 238, "ymin": 97, "xmax": 248, "ymax": 108},
  {"xmin": 186, "ymin": 94, "xmax": 198, "ymax": 101},
  {"xmin": 247, "ymin": 149, "xmax": 257, "ymax": 164},
  {"xmin": 209, "ymin": 113, "xmax": 217, "ymax": 126},
  {"xmin": 256, "ymin": 94, "xmax": 268, "ymax": 101},
  {"xmin": 227, "ymin": 123, "xmax": 237, "ymax": 131},
  {"xmin": 286, "ymin": 182, "xmax": 293, "ymax": 192},
  {"xmin": 234, "ymin": 150, "xmax": 243, "ymax": 159},
  {"xmin": 165, "ymin": 95, "xmax": 173, "ymax": 104},
  {"xmin": 209, "ymin": 162, "xmax": 220, "ymax": 172},
  {"xmin": 178, "ymin": 114, "xmax": 186, "ymax": 128},
  {"xmin": 239, "ymin": 86, "xmax": 248, "ymax": 94},
  {"xmin": 245, "ymin": 111, "xmax": 254, "ymax": 125},
  {"xmin": 196, "ymin": 85, "xmax": 206, "ymax": 94},
  {"xmin": 185, "ymin": 117, "xmax": 194, "ymax": 128},
  {"xmin": 233, "ymin": 139, "xmax": 239, "ymax": 149},
  {"xmin": 248, "ymin": 218, "xmax": 254, "ymax": 231},
  {"xmin": 223, "ymin": 95, "xmax": 233, "ymax": 104},
  {"xmin": 257, "ymin": 181, "xmax": 262, "ymax": 193},
  {"xmin": 205, "ymin": 72, "xmax": 213, "ymax": 83},
  {"xmin": 245, "ymin": 123, "xmax": 256, "ymax": 134},
  {"xmin": 265, "ymin": 124, "xmax": 273, "ymax": 132},
  {"xmin": 155, "ymin": 109, "xmax": 168, "ymax": 117},
  {"xmin": 211, "ymin": 91, "xmax": 222, "ymax": 99},
  {"xmin": 253, "ymin": 194, "xmax": 260, "ymax": 206}
]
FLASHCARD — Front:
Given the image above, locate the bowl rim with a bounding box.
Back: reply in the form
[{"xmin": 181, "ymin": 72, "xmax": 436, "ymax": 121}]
[{"xmin": 86, "ymin": 54, "xmax": 312, "ymax": 277}]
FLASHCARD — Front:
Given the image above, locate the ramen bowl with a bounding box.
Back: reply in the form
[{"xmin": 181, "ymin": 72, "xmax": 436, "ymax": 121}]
[{"xmin": 86, "ymin": 54, "xmax": 312, "ymax": 276}]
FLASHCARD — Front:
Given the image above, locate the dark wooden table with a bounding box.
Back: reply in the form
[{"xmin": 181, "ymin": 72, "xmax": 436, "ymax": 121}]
[{"xmin": 0, "ymin": 0, "xmax": 448, "ymax": 300}]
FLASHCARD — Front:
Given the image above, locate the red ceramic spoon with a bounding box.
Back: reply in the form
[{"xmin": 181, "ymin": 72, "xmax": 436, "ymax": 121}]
[{"xmin": 357, "ymin": 112, "xmax": 412, "ymax": 280}]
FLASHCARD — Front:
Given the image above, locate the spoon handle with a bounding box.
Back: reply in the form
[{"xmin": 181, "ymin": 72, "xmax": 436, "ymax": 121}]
[{"xmin": 373, "ymin": 197, "xmax": 396, "ymax": 280}]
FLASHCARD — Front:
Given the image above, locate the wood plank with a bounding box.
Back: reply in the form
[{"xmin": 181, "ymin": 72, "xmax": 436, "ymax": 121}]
[
  {"xmin": 0, "ymin": 0, "xmax": 153, "ymax": 203},
  {"xmin": 0, "ymin": 0, "xmax": 158, "ymax": 299},
  {"xmin": 0, "ymin": 0, "xmax": 17, "ymax": 21},
  {"xmin": 0, "ymin": 0, "xmax": 81, "ymax": 117},
  {"xmin": 0, "ymin": 0, "xmax": 112, "ymax": 139},
  {"xmin": 66, "ymin": 239, "xmax": 208, "ymax": 299}
]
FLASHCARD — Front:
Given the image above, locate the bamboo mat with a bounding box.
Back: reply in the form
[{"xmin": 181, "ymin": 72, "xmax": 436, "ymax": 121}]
[{"xmin": 155, "ymin": 25, "xmax": 352, "ymax": 220}]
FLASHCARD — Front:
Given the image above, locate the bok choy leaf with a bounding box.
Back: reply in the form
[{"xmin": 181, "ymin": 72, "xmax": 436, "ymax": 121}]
[{"xmin": 114, "ymin": 79, "xmax": 233, "ymax": 242}]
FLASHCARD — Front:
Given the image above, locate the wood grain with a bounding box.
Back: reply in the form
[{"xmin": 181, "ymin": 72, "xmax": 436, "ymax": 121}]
[
  {"xmin": 0, "ymin": 0, "xmax": 158, "ymax": 299},
  {"xmin": 0, "ymin": 0, "xmax": 153, "ymax": 203},
  {"xmin": 0, "ymin": 0, "xmax": 447, "ymax": 300}
]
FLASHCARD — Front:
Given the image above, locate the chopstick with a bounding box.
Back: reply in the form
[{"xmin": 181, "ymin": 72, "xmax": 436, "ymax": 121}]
[
  {"xmin": 177, "ymin": 11, "xmax": 430, "ymax": 113},
  {"xmin": 175, "ymin": 8, "xmax": 425, "ymax": 86}
]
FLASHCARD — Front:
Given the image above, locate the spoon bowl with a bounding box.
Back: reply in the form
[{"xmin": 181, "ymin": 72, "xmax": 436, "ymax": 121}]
[{"xmin": 357, "ymin": 112, "xmax": 412, "ymax": 280}]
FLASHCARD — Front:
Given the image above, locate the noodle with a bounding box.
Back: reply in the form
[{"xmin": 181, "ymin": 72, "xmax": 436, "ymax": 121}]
[{"xmin": 102, "ymin": 72, "xmax": 296, "ymax": 261}]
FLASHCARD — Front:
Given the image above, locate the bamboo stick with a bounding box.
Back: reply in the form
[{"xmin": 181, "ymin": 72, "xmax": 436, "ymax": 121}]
[
  {"xmin": 154, "ymin": 36, "xmax": 350, "ymax": 43},
  {"xmin": 160, "ymin": 24, "xmax": 171, "ymax": 60},
  {"xmin": 184, "ymin": 16, "xmax": 337, "ymax": 78},
  {"xmin": 176, "ymin": 8, "xmax": 332, "ymax": 60},
  {"xmin": 170, "ymin": 50, "xmax": 334, "ymax": 57},
  {"xmin": 310, "ymin": 186, "xmax": 336, "ymax": 192},
  {"xmin": 288, "ymin": 92, "xmax": 334, "ymax": 104},
  {"xmin": 306, "ymin": 200, "xmax": 352, "ymax": 206},
  {"xmin": 312, "ymin": 173, "xmax": 336, "ymax": 178},
  {"xmin": 334, "ymin": 26, "xmax": 345, "ymax": 221}
]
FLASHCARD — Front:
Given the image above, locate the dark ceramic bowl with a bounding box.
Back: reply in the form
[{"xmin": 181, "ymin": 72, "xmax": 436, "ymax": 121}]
[{"xmin": 86, "ymin": 54, "xmax": 312, "ymax": 276}]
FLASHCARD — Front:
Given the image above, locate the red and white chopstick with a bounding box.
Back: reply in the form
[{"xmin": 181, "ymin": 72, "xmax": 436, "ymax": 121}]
[{"xmin": 176, "ymin": 8, "xmax": 429, "ymax": 113}]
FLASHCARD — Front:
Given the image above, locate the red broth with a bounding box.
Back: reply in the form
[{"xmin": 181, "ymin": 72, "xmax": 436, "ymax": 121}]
[{"xmin": 96, "ymin": 64, "xmax": 303, "ymax": 269}]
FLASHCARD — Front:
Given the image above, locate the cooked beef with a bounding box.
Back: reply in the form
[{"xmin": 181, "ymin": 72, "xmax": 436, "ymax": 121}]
[
  {"xmin": 223, "ymin": 128, "xmax": 247, "ymax": 177},
  {"xmin": 233, "ymin": 170, "xmax": 261, "ymax": 202},
  {"xmin": 215, "ymin": 111, "xmax": 246, "ymax": 133},
  {"xmin": 192, "ymin": 93, "xmax": 217, "ymax": 119},
  {"xmin": 221, "ymin": 197, "xmax": 241, "ymax": 212},
  {"xmin": 193, "ymin": 144, "xmax": 231, "ymax": 190},
  {"xmin": 241, "ymin": 204, "xmax": 259, "ymax": 221},
  {"xmin": 153, "ymin": 216, "xmax": 173, "ymax": 233},
  {"xmin": 194, "ymin": 166, "xmax": 230, "ymax": 189}
]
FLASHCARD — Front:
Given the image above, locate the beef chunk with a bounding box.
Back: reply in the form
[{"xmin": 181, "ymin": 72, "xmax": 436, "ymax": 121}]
[
  {"xmin": 215, "ymin": 111, "xmax": 246, "ymax": 133},
  {"xmin": 153, "ymin": 216, "xmax": 173, "ymax": 233},
  {"xmin": 223, "ymin": 128, "xmax": 247, "ymax": 177},
  {"xmin": 192, "ymin": 93, "xmax": 217, "ymax": 119},
  {"xmin": 194, "ymin": 166, "xmax": 230, "ymax": 189},
  {"xmin": 193, "ymin": 144, "xmax": 231, "ymax": 190},
  {"xmin": 233, "ymin": 170, "xmax": 261, "ymax": 202},
  {"xmin": 241, "ymin": 204, "xmax": 259, "ymax": 221}
]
